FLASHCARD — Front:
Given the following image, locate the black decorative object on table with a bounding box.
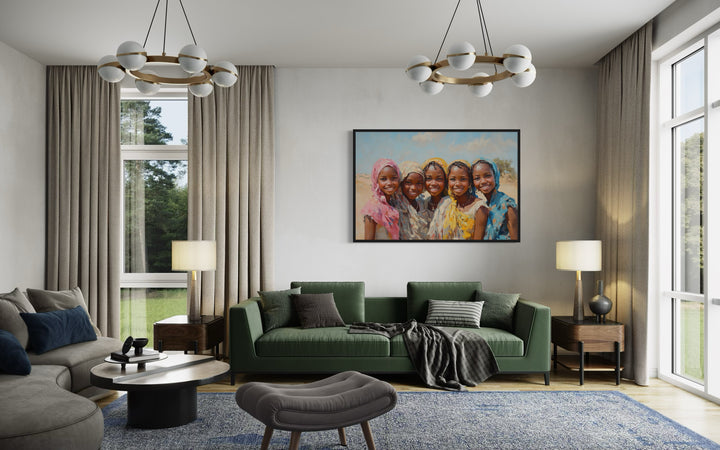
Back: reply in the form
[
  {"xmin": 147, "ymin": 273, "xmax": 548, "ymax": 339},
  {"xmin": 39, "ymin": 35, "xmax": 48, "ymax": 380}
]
[
  {"xmin": 589, "ymin": 280, "xmax": 613, "ymax": 323},
  {"xmin": 132, "ymin": 338, "xmax": 149, "ymax": 355},
  {"xmin": 110, "ymin": 337, "xmax": 162, "ymax": 368}
]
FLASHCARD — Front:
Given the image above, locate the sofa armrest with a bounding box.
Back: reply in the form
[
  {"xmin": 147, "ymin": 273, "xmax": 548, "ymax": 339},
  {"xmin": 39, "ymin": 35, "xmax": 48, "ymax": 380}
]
[
  {"xmin": 514, "ymin": 299, "xmax": 551, "ymax": 367},
  {"xmin": 229, "ymin": 298, "xmax": 264, "ymax": 370}
]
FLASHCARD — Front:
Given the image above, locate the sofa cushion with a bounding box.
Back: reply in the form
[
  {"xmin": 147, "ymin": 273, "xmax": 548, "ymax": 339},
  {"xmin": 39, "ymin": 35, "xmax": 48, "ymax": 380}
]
[
  {"xmin": 0, "ymin": 365, "xmax": 103, "ymax": 449},
  {"xmin": 476, "ymin": 290, "xmax": 520, "ymax": 331},
  {"xmin": 292, "ymin": 293, "xmax": 346, "ymax": 329},
  {"xmin": 256, "ymin": 327, "xmax": 389, "ymax": 357},
  {"xmin": 0, "ymin": 329, "xmax": 31, "ymax": 375},
  {"xmin": 425, "ymin": 299, "xmax": 483, "ymax": 328},
  {"xmin": 27, "ymin": 336, "xmax": 120, "ymax": 393},
  {"xmin": 21, "ymin": 306, "xmax": 97, "ymax": 354},
  {"xmin": 407, "ymin": 282, "xmax": 483, "ymax": 321},
  {"xmin": 26, "ymin": 287, "xmax": 102, "ymax": 336},
  {"xmin": 0, "ymin": 299, "xmax": 30, "ymax": 349},
  {"xmin": 0, "ymin": 288, "xmax": 35, "ymax": 313},
  {"xmin": 389, "ymin": 327, "xmax": 523, "ymax": 357},
  {"xmin": 258, "ymin": 287, "xmax": 302, "ymax": 331},
  {"xmin": 290, "ymin": 281, "xmax": 365, "ymax": 323}
]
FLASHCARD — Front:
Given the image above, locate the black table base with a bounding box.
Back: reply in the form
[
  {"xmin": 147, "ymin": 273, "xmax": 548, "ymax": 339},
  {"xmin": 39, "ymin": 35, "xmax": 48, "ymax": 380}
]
[{"xmin": 127, "ymin": 386, "xmax": 197, "ymax": 428}]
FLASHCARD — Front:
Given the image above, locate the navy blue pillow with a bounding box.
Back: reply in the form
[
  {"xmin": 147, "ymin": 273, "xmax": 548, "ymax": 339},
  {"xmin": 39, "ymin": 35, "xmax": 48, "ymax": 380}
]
[
  {"xmin": 20, "ymin": 306, "xmax": 97, "ymax": 354},
  {"xmin": 0, "ymin": 329, "xmax": 31, "ymax": 375}
]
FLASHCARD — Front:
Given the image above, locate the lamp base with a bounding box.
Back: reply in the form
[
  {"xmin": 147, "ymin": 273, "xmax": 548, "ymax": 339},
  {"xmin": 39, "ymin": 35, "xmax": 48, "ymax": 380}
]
[
  {"xmin": 188, "ymin": 270, "xmax": 201, "ymax": 322},
  {"xmin": 573, "ymin": 275, "xmax": 584, "ymax": 322}
]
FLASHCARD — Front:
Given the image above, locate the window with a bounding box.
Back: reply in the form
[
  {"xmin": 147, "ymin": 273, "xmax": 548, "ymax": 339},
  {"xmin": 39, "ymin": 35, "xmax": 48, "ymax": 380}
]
[
  {"xmin": 654, "ymin": 26, "xmax": 720, "ymax": 402},
  {"xmin": 120, "ymin": 92, "xmax": 189, "ymax": 342}
]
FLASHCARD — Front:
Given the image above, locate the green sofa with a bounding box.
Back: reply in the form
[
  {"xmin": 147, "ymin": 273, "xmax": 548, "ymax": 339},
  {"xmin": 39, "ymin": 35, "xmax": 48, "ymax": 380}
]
[{"xmin": 229, "ymin": 281, "xmax": 551, "ymax": 385}]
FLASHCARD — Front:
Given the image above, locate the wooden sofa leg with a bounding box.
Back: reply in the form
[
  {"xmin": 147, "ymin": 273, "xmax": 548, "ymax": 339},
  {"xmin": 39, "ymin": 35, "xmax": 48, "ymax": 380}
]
[
  {"xmin": 260, "ymin": 426, "xmax": 273, "ymax": 450},
  {"xmin": 289, "ymin": 431, "xmax": 302, "ymax": 450},
  {"xmin": 544, "ymin": 372, "xmax": 550, "ymax": 386},
  {"xmin": 361, "ymin": 421, "xmax": 376, "ymax": 450},
  {"xmin": 338, "ymin": 427, "xmax": 347, "ymax": 446}
]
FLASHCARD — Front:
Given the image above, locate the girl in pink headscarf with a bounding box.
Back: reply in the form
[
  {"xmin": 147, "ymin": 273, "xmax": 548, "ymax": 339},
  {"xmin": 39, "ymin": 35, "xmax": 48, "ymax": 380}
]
[{"xmin": 361, "ymin": 158, "xmax": 401, "ymax": 240}]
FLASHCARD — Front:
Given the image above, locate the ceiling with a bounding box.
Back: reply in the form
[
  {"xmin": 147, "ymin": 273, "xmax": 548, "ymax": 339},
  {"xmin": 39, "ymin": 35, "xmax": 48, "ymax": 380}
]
[{"xmin": 0, "ymin": 0, "xmax": 675, "ymax": 68}]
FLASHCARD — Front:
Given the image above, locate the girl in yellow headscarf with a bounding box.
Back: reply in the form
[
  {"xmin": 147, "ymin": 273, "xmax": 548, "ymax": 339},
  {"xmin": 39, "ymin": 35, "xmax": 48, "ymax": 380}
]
[{"xmin": 427, "ymin": 160, "xmax": 488, "ymax": 240}]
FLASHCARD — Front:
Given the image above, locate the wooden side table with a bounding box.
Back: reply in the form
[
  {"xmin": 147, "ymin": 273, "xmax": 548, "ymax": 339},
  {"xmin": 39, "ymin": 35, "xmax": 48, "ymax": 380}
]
[
  {"xmin": 551, "ymin": 316, "xmax": 624, "ymax": 385},
  {"xmin": 153, "ymin": 315, "xmax": 225, "ymax": 359}
]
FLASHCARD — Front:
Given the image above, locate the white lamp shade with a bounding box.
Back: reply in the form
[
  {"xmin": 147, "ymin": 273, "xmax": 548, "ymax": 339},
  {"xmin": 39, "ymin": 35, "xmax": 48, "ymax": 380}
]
[
  {"xmin": 468, "ymin": 72, "xmax": 493, "ymax": 97},
  {"xmin": 188, "ymin": 76, "xmax": 214, "ymax": 97},
  {"xmin": 97, "ymin": 55, "xmax": 125, "ymax": 83},
  {"xmin": 178, "ymin": 44, "xmax": 208, "ymax": 73},
  {"xmin": 448, "ymin": 41, "xmax": 476, "ymax": 71},
  {"xmin": 116, "ymin": 41, "xmax": 147, "ymax": 71},
  {"xmin": 172, "ymin": 240, "xmax": 216, "ymax": 271},
  {"xmin": 135, "ymin": 70, "xmax": 161, "ymax": 95},
  {"xmin": 420, "ymin": 80, "xmax": 444, "ymax": 95},
  {"xmin": 503, "ymin": 44, "xmax": 532, "ymax": 74},
  {"xmin": 511, "ymin": 64, "xmax": 536, "ymax": 88},
  {"xmin": 406, "ymin": 55, "xmax": 432, "ymax": 82},
  {"xmin": 556, "ymin": 240, "xmax": 602, "ymax": 271},
  {"xmin": 211, "ymin": 61, "xmax": 238, "ymax": 87}
]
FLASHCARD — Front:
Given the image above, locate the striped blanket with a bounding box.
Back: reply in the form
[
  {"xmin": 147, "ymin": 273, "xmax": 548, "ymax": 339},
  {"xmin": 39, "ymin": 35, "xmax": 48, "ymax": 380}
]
[{"xmin": 349, "ymin": 320, "xmax": 499, "ymax": 391}]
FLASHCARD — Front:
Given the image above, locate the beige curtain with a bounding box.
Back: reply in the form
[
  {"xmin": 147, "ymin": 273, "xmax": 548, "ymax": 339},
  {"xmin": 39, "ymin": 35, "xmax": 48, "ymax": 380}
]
[
  {"xmin": 46, "ymin": 66, "xmax": 121, "ymax": 338},
  {"xmin": 188, "ymin": 66, "xmax": 275, "ymax": 338},
  {"xmin": 596, "ymin": 23, "xmax": 652, "ymax": 385}
]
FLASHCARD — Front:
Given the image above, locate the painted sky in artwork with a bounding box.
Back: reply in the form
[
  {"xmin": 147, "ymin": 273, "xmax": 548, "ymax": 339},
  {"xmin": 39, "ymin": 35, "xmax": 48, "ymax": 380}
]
[{"xmin": 355, "ymin": 130, "xmax": 518, "ymax": 175}]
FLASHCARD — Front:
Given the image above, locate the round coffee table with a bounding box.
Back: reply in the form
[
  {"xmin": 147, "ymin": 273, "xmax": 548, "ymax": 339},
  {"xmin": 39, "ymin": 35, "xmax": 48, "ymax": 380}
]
[{"xmin": 91, "ymin": 354, "xmax": 229, "ymax": 428}]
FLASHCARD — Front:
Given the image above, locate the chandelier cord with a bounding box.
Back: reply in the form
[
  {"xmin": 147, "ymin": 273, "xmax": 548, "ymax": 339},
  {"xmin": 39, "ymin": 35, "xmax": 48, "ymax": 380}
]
[
  {"xmin": 162, "ymin": 0, "xmax": 169, "ymax": 55},
  {"xmin": 434, "ymin": 0, "xmax": 462, "ymax": 65},
  {"xmin": 476, "ymin": 0, "xmax": 497, "ymax": 74},
  {"xmin": 179, "ymin": 0, "xmax": 198, "ymax": 46},
  {"xmin": 142, "ymin": 0, "xmax": 162, "ymax": 49}
]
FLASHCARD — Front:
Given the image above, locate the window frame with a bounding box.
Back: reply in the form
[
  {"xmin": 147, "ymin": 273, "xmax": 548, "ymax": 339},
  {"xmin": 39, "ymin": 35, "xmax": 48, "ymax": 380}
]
[{"xmin": 119, "ymin": 89, "xmax": 189, "ymax": 289}]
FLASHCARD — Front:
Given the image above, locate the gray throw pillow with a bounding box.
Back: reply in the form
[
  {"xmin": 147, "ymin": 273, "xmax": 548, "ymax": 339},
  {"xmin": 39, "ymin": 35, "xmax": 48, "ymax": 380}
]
[
  {"xmin": 425, "ymin": 299, "xmax": 484, "ymax": 328},
  {"xmin": 258, "ymin": 287, "xmax": 302, "ymax": 331},
  {"xmin": 0, "ymin": 288, "xmax": 36, "ymax": 313},
  {"xmin": 291, "ymin": 293, "xmax": 346, "ymax": 329},
  {"xmin": 26, "ymin": 287, "xmax": 102, "ymax": 336},
  {"xmin": 0, "ymin": 300, "xmax": 30, "ymax": 349},
  {"xmin": 476, "ymin": 290, "xmax": 520, "ymax": 331}
]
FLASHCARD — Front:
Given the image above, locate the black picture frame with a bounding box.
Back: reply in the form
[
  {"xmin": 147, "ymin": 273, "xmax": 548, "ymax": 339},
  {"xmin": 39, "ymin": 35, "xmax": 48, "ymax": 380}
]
[{"xmin": 353, "ymin": 129, "xmax": 520, "ymax": 242}]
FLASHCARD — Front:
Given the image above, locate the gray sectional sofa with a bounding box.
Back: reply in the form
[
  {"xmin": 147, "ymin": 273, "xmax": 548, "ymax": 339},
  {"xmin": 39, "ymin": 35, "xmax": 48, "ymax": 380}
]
[{"xmin": 0, "ymin": 288, "xmax": 121, "ymax": 449}]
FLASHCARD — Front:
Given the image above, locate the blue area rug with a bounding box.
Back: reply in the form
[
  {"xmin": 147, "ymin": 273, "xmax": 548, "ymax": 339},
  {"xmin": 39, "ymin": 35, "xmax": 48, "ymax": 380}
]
[{"xmin": 102, "ymin": 391, "xmax": 719, "ymax": 449}]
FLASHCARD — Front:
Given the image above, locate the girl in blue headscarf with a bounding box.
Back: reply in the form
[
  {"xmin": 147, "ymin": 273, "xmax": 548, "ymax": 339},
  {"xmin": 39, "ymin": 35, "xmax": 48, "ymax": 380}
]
[{"xmin": 471, "ymin": 159, "xmax": 519, "ymax": 240}]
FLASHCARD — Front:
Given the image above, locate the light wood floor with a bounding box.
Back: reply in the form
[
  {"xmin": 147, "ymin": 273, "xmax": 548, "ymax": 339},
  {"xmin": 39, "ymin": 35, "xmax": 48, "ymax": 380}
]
[{"xmin": 96, "ymin": 369, "xmax": 720, "ymax": 444}]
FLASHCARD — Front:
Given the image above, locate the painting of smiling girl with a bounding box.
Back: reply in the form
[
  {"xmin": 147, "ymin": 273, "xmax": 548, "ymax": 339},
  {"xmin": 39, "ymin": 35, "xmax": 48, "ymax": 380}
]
[{"xmin": 360, "ymin": 158, "xmax": 401, "ymax": 240}]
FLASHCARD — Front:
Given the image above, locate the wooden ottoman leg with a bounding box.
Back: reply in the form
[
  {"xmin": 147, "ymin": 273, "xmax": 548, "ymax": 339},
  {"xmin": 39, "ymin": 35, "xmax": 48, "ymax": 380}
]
[
  {"xmin": 289, "ymin": 431, "xmax": 302, "ymax": 450},
  {"xmin": 361, "ymin": 421, "xmax": 376, "ymax": 450},
  {"xmin": 338, "ymin": 427, "xmax": 347, "ymax": 446},
  {"xmin": 260, "ymin": 426, "xmax": 273, "ymax": 450}
]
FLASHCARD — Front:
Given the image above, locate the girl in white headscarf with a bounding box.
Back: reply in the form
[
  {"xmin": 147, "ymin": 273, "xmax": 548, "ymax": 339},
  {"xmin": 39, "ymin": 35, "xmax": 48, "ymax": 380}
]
[{"xmin": 394, "ymin": 161, "xmax": 431, "ymax": 240}]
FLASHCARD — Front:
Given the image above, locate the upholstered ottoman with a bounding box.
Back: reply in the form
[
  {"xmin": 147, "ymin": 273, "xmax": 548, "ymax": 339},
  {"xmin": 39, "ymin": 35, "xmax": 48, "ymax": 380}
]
[{"xmin": 235, "ymin": 371, "xmax": 397, "ymax": 450}]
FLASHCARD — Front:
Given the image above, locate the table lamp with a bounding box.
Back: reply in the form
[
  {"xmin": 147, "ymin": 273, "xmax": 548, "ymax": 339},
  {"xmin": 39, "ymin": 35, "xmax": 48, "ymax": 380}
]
[
  {"xmin": 172, "ymin": 240, "xmax": 216, "ymax": 321},
  {"xmin": 556, "ymin": 240, "xmax": 602, "ymax": 322}
]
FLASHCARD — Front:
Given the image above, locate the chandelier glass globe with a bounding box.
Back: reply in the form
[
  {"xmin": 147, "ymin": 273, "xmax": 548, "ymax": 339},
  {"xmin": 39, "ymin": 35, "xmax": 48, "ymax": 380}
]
[
  {"xmin": 406, "ymin": 55, "xmax": 432, "ymax": 82},
  {"xmin": 502, "ymin": 44, "xmax": 532, "ymax": 74},
  {"xmin": 211, "ymin": 61, "xmax": 239, "ymax": 87},
  {"xmin": 189, "ymin": 79, "xmax": 214, "ymax": 97},
  {"xmin": 448, "ymin": 42, "xmax": 476, "ymax": 71},
  {"xmin": 135, "ymin": 70, "xmax": 161, "ymax": 95},
  {"xmin": 420, "ymin": 80, "xmax": 444, "ymax": 95},
  {"xmin": 511, "ymin": 64, "xmax": 536, "ymax": 88},
  {"xmin": 178, "ymin": 44, "xmax": 208, "ymax": 74},
  {"xmin": 468, "ymin": 73, "xmax": 493, "ymax": 97},
  {"xmin": 116, "ymin": 41, "xmax": 147, "ymax": 71},
  {"xmin": 97, "ymin": 55, "xmax": 125, "ymax": 83}
]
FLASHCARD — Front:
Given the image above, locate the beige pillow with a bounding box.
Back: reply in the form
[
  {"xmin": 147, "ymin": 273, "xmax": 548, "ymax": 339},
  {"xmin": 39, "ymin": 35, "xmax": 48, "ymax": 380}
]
[
  {"xmin": 26, "ymin": 287, "xmax": 102, "ymax": 336},
  {"xmin": 0, "ymin": 300, "xmax": 30, "ymax": 348}
]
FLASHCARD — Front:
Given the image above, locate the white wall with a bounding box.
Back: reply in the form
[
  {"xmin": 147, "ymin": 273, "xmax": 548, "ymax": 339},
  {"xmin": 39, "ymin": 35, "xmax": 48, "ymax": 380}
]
[
  {"xmin": 275, "ymin": 67, "xmax": 598, "ymax": 315},
  {"xmin": 0, "ymin": 41, "xmax": 45, "ymax": 292}
]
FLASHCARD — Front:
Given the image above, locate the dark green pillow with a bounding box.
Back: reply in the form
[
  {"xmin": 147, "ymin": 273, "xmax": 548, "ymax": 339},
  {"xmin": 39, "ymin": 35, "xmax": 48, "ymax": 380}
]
[
  {"xmin": 475, "ymin": 290, "xmax": 520, "ymax": 331},
  {"xmin": 258, "ymin": 287, "xmax": 301, "ymax": 331}
]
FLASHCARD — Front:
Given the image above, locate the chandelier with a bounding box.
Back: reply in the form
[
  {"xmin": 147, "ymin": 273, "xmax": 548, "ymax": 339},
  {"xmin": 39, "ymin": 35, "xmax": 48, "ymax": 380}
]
[
  {"xmin": 97, "ymin": 0, "xmax": 238, "ymax": 97},
  {"xmin": 405, "ymin": 0, "xmax": 536, "ymax": 97}
]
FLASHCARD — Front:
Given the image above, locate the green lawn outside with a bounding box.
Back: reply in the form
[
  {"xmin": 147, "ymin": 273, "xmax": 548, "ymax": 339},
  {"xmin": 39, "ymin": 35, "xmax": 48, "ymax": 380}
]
[
  {"xmin": 120, "ymin": 288, "xmax": 187, "ymax": 345},
  {"xmin": 679, "ymin": 300, "xmax": 704, "ymax": 381}
]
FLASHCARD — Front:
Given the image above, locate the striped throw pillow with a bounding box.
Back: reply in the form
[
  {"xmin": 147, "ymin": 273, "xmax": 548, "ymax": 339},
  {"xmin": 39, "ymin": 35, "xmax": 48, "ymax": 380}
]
[{"xmin": 425, "ymin": 299, "xmax": 484, "ymax": 328}]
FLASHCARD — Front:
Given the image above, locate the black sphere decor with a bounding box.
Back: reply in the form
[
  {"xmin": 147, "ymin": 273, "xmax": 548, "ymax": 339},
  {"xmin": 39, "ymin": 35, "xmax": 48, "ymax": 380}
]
[{"xmin": 589, "ymin": 280, "xmax": 613, "ymax": 323}]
